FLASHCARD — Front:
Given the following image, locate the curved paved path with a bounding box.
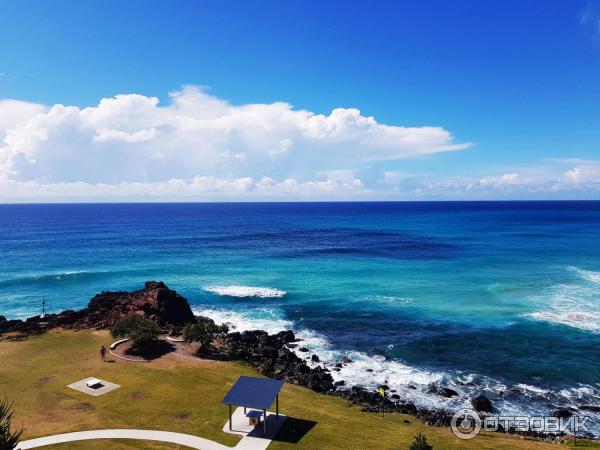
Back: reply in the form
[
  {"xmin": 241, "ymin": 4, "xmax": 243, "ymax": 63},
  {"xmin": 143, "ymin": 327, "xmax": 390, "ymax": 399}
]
[
  {"xmin": 18, "ymin": 409, "xmax": 286, "ymax": 450},
  {"xmin": 17, "ymin": 429, "xmax": 232, "ymax": 450}
]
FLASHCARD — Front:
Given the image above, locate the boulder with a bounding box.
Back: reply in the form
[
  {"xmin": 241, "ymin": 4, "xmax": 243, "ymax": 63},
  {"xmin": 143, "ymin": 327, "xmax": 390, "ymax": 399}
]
[
  {"xmin": 439, "ymin": 388, "xmax": 458, "ymax": 398},
  {"xmin": 471, "ymin": 394, "xmax": 493, "ymax": 413},
  {"xmin": 553, "ymin": 408, "xmax": 573, "ymax": 419},
  {"xmin": 427, "ymin": 384, "xmax": 458, "ymax": 398}
]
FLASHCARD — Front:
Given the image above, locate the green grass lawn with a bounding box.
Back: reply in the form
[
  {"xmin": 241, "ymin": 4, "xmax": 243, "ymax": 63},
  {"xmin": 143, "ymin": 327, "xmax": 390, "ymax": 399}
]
[{"xmin": 0, "ymin": 330, "xmax": 597, "ymax": 450}]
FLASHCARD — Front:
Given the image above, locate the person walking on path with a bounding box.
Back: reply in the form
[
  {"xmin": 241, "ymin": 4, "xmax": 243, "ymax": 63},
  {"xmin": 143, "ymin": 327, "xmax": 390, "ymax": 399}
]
[{"xmin": 99, "ymin": 345, "xmax": 106, "ymax": 362}]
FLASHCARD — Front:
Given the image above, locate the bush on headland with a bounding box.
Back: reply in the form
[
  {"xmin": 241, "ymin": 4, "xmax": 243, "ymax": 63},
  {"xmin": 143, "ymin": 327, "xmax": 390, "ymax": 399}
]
[
  {"xmin": 408, "ymin": 433, "xmax": 433, "ymax": 450},
  {"xmin": 111, "ymin": 315, "xmax": 160, "ymax": 351},
  {"xmin": 183, "ymin": 317, "xmax": 229, "ymax": 354}
]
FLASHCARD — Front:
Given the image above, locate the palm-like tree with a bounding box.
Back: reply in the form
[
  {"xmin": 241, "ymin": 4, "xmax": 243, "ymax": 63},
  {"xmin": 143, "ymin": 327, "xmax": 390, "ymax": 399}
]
[{"xmin": 0, "ymin": 397, "xmax": 22, "ymax": 450}]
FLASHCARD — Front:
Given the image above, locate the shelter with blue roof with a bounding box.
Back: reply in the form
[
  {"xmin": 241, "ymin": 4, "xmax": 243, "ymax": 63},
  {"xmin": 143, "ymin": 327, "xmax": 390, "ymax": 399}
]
[{"xmin": 222, "ymin": 376, "xmax": 284, "ymax": 435}]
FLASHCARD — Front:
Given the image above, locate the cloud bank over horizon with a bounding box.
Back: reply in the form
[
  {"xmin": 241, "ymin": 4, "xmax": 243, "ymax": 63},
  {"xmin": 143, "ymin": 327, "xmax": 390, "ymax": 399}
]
[{"xmin": 0, "ymin": 86, "xmax": 598, "ymax": 202}]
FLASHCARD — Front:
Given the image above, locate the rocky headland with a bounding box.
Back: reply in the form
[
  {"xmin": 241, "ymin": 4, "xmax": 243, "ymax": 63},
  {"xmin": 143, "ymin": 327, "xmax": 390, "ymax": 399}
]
[{"xmin": 2, "ymin": 280, "xmax": 572, "ymax": 440}]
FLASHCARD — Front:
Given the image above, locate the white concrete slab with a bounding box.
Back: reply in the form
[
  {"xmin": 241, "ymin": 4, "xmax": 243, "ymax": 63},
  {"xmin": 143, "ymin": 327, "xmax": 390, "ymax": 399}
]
[
  {"xmin": 224, "ymin": 407, "xmax": 287, "ymax": 450},
  {"xmin": 67, "ymin": 377, "xmax": 120, "ymax": 397}
]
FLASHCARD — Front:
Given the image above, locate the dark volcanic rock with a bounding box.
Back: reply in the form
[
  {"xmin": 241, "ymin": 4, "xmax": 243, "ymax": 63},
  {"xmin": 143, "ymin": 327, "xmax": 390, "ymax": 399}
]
[
  {"xmin": 471, "ymin": 394, "xmax": 493, "ymax": 412},
  {"xmin": 439, "ymin": 388, "xmax": 458, "ymax": 398},
  {"xmin": 419, "ymin": 409, "xmax": 452, "ymax": 427},
  {"xmin": 0, "ymin": 281, "xmax": 195, "ymax": 335},
  {"xmin": 581, "ymin": 405, "xmax": 600, "ymax": 412},
  {"xmin": 311, "ymin": 354, "xmax": 320, "ymax": 363},
  {"xmin": 553, "ymin": 408, "xmax": 574, "ymax": 419},
  {"xmin": 427, "ymin": 383, "xmax": 458, "ymax": 398},
  {"xmin": 224, "ymin": 330, "xmax": 334, "ymax": 393},
  {"xmin": 79, "ymin": 281, "xmax": 195, "ymax": 328}
]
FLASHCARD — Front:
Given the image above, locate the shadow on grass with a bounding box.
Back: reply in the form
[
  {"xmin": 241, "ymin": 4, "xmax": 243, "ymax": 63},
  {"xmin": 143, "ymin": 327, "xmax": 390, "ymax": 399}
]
[
  {"xmin": 125, "ymin": 340, "xmax": 175, "ymax": 360},
  {"xmin": 272, "ymin": 417, "xmax": 317, "ymax": 444},
  {"xmin": 198, "ymin": 344, "xmax": 231, "ymax": 361},
  {"xmin": 177, "ymin": 341, "xmax": 231, "ymax": 361}
]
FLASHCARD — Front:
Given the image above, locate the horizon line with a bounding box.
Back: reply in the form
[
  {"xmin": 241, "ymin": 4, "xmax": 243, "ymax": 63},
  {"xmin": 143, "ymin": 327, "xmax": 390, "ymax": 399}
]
[{"xmin": 1, "ymin": 199, "xmax": 599, "ymax": 206}]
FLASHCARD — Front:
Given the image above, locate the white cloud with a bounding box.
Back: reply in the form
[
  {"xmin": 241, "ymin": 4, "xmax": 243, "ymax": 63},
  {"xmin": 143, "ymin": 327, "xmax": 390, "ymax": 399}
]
[
  {"xmin": 375, "ymin": 161, "xmax": 600, "ymax": 200},
  {"xmin": 0, "ymin": 86, "xmax": 598, "ymax": 201},
  {"xmin": 477, "ymin": 172, "xmax": 520, "ymax": 187},
  {"xmin": 0, "ymin": 175, "xmax": 371, "ymax": 202},
  {"xmin": 380, "ymin": 170, "xmax": 415, "ymax": 185},
  {"xmin": 563, "ymin": 163, "xmax": 600, "ymax": 184},
  {"xmin": 0, "ymin": 100, "xmax": 47, "ymax": 141},
  {"xmin": 0, "ymin": 86, "xmax": 469, "ymax": 189}
]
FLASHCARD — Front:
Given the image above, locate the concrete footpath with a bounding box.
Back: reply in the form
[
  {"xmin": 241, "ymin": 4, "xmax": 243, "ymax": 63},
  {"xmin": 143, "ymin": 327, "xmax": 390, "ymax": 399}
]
[{"xmin": 18, "ymin": 408, "xmax": 287, "ymax": 450}]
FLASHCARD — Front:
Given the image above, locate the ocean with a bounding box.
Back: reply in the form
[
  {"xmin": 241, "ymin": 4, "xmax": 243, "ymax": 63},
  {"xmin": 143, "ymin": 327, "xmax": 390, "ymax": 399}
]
[{"xmin": 1, "ymin": 202, "xmax": 599, "ymax": 432}]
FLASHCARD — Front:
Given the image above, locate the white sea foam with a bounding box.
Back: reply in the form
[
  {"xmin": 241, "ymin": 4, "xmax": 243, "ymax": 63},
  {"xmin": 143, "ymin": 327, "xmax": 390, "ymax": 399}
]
[
  {"xmin": 570, "ymin": 266, "xmax": 600, "ymax": 283},
  {"xmin": 52, "ymin": 270, "xmax": 87, "ymax": 279},
  {"xmin": 194, "ymin": 304, "xmax": 600, "ymax": 435},
  {"xmin": 195, "ymin": 305, "xmax": 469, "ymax": 411},
  {"xmin": 192, "ymin": 306, "xmax": 292, "ymax": 335},
  {"xmin": 203, "ymin": 285, "xmax": 287, "ymax": 298},
  {"xmin": 527, "ymin": 310, "xmax": 600, "ymax": 333},
  {"xmin": 362, "ymin": 295, "xmax": 414, "ymax": 306},
  {"xmin": 514, "ymin": 383, "xmax": 550, "ymax": 395},
  {"xmin": 524, "ymin": 281, "xmax": 600, "ymax": 333}
]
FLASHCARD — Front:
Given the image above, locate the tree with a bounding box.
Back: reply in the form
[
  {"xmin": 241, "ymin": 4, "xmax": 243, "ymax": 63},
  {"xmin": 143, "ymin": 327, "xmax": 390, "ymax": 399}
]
[
  {"xmin": 408, "ymin": 433, "xmax": 432, "ymax": 450},
  {"xmin": 183, "ymin": 317, "xmax": 229, "ymax": 354},
  {"xmin": 0, "ymin": 397, "xmax": 22, "ymax": 450},
  {"xmin": 111, "ymin": 315, "xmax": 160, "ymax": 350}
]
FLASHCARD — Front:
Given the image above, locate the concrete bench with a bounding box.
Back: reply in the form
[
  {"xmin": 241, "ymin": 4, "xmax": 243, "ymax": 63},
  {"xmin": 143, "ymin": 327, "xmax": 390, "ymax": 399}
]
[
  {"xmin": 109, "ymin": 339, "xmax": 129, "ymax": 350},
  {"xmin": 246, "ymin": 410, "xmax": 263, "ymax": 427}
]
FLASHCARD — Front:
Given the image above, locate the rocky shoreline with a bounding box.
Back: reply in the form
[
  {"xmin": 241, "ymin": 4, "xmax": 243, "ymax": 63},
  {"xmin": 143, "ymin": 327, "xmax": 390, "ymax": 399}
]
[{"xmin": 0, "ymin": 281, "xmax": 587, "ymax": 441}]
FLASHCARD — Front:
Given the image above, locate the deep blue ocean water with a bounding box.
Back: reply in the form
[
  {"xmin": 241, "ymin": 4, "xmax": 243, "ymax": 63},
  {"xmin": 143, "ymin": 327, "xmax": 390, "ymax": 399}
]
[{"xmin": 1, "ymin": 202, "xmax": 599, "ymax": 429}]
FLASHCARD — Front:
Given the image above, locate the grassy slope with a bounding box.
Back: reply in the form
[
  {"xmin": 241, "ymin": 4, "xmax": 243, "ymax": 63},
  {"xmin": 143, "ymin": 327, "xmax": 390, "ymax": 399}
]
[{"xmin": 0, "ymin": 330, "xmax": 596, "ymax": 450}]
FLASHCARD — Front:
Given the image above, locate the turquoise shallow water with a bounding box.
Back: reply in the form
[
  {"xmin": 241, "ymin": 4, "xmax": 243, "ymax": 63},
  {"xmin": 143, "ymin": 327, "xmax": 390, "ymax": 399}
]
[{"xmin": 1, "ymin": 202, "xmax": 599, "ymax": 430}]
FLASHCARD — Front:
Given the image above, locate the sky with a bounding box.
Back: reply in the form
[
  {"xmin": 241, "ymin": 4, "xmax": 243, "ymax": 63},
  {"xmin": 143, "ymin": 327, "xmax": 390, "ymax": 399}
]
[{"xmin": 0, "ymin": 0, "xmax": 599, "ymax": 202}]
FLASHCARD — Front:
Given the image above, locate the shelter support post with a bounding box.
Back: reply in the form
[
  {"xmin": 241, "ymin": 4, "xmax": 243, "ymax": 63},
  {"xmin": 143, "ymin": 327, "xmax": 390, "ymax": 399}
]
[
  {"xmin": 263, "ymin": 409, "xmax": 267, "ymax": 435},
  {"xmin": 229, "ymin": 404, "xmax": 232, "ymax": 431},
  {"xmin": 276, "ymin": 395, "xmax": 279, "ymax": 417}
]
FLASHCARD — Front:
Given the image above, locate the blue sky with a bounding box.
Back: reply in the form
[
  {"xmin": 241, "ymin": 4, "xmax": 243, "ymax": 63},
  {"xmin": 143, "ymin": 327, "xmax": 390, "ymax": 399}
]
[{"xmin": 0, "ymin": 0, "xmax": 599, "ymax": 201}]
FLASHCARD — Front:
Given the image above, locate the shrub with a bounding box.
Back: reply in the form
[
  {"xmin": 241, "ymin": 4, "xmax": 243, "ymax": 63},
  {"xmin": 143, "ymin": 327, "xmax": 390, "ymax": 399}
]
[
  {"xmin": 408, "ymin": 433, "xmax": 432, "ymax": 450},
  {"xmin": 111, "ymin": 315, "xmax": 160, "ymax": 350},
  {"xmin": 183, "ymin": 317, "xmax": 229, "ymax": 354},
  {"xmin": 0, "ymin": 397, "xmax": 22, "ymax": 450}
]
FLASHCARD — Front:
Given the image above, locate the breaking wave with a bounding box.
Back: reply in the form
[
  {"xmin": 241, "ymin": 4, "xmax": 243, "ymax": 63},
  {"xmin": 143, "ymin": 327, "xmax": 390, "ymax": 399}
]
[
  {"xmin": 0, "ymin": 270, "xmax": 103, "ymax": 288},
  {"xmin": 194, "ymin": 304, "xmax": 600, "ymax": 436},
  {"xmin": 570, "ymin": 266, "xmax": 600, "ymax": 283},
  {"xmin": 524, "ymin": 266, "xmax": 600, "ymax": 334},
  {"xmin": 192, "ymin": 306, "xmax": 292, "ymax": 334},
  {"xmin": 203, "ymin": 285, "xmax": 287, "ymax": 298}
]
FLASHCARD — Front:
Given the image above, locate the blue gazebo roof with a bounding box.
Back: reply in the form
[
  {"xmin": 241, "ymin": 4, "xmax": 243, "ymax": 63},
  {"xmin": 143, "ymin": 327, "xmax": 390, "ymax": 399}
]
[{"xmin": 221, "ymin": 376, "xmax": 284, "ymax": 410}]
